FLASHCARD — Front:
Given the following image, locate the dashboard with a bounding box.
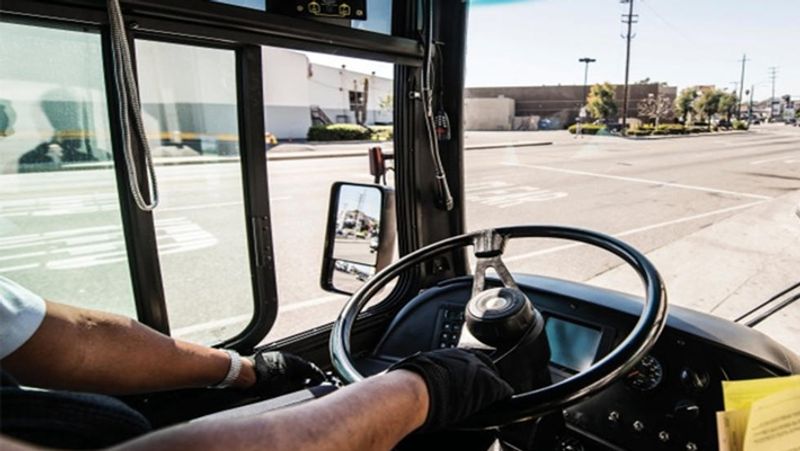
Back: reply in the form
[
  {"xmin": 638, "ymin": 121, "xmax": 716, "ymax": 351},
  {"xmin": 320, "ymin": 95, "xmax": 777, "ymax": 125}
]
[{"xmin": 354, "ymin": 275, "xmax": 800, "ymax": 451}]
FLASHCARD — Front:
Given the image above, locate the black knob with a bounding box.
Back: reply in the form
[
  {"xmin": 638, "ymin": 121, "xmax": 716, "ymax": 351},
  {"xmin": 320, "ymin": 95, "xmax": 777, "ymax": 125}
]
[
  {"xmin": 674, "ymin": 400, "xmax": 701, "ymax": 422},
  {"xmin": 465, "ymin": 287, "xmax": 535, "ymax": 348},
  {"xmin": 680, "ymin": 367, "xmax": 710, "ymax": 393}
]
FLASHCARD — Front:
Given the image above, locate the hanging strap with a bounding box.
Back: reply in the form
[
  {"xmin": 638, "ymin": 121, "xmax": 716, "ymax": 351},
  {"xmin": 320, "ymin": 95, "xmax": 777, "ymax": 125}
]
[{"xmin": 108, "ymin": 0, "xmax": 159, "ymax": 211}]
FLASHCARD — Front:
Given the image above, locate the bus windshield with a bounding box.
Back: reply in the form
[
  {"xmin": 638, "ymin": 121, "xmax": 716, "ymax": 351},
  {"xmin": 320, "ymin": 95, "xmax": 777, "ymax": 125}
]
[{"xmin": 463, "ymin": 0, "xmax": 800, "ymax": 354}]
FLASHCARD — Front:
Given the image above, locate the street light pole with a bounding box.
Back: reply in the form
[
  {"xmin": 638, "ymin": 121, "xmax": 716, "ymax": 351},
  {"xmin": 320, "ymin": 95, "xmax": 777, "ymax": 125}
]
[{"xmin": 579, "ymin": 57, "xmax": 596, "ymax": 107}]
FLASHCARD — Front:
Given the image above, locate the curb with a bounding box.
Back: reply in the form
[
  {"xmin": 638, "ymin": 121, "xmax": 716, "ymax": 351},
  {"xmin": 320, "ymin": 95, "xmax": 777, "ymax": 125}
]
[{"xmin": 622, "ymin": 130, "xmax": 752, "ymax": 140}]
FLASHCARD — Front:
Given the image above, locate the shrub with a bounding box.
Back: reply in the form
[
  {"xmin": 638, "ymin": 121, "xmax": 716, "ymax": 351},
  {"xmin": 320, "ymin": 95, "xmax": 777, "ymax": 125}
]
[
  {"xmin": 656, "ymin": 124, "xmax": 686, "ymax": 134},
  {"xmin": 568, "ymin": 124, "xmax": 605, "ymax": 135},
  {"xmin": 307, "ymin": 124, "xmax": 371, "ymax": 141},
  {"xmin": 686, "ymin": 126, "xmax": 709, "ymax": 134},
  {"xmin": 652, "ymin": 129, "xmax": 670, "ymax": 135},
  {"xmin": 732, "ymin": 120, "xmax": 749, "ymax": 131},
  {"xmin": 628, "ymin": 129, "xmax": 653, "ymax": 136},
  {"xmin": 370, "ymin": 125, "xmax": 393, "ymax": 141}
]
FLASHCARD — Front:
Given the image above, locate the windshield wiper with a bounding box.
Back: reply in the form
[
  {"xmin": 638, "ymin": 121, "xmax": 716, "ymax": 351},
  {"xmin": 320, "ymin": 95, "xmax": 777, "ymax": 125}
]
[{"xmin": 734, "ymin": 281, "xmax": 800, "ymax": 327}]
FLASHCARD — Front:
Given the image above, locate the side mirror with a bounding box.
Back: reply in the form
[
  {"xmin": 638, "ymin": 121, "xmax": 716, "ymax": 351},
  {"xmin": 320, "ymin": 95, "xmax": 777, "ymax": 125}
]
[{"xmin": 321, "ymin": 182, "xmax": 396, "ymax": 295}]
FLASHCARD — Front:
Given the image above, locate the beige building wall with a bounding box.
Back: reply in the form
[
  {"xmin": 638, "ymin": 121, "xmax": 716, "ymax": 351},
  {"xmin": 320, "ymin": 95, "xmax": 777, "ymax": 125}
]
[{"xmin": 464, "ymin": 97, "xmax": 515, "ymax": 131}]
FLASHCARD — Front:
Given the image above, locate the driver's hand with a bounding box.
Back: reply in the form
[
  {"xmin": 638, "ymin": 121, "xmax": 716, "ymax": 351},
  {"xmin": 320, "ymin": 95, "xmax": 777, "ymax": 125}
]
[
  {"xmin": 248, "ymin": 351, "xmax": 327, "ymax": 398},
  {"xmin": 389, "ymin": 348, "xmax": 514, "ymax": 433}
]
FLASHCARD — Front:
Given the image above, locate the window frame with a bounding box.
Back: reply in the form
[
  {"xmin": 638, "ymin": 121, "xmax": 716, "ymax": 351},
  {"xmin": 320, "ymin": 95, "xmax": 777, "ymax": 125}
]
[{"xmin": 1, "ymin": 0, "xmax": 428, "ymax": 351}]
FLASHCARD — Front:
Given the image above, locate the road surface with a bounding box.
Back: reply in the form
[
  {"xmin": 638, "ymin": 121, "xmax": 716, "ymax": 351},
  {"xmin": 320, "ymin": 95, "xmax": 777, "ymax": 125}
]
[{"xmin": 1, "ymin": 125, "xmax": 798, "ymax": 348}]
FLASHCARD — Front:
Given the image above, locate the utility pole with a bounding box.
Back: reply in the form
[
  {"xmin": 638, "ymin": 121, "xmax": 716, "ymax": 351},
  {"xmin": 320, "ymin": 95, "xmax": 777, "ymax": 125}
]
[
  {"xmin": 748, "ymin": 85, "xmax": 755, "ymax": 121},
  {"xmin": 768, "ymin": 67, "xmax": 778, "ymax": 120},
  {"xmin": 620, "ymin": 0, "xmax": 637, "ymax": 134},
  {"xmin": 579, "ymin": 57, "xmax": 596, "ymax": 106},
  {"xmin": 737, "ymin": 54, "xmax": 748, "ymax": 119}
]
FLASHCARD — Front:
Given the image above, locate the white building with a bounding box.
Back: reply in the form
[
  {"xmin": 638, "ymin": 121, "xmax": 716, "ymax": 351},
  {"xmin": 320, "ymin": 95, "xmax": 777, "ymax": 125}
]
[{"xmin": 0, "ymin": 31, "xmax": 394, "ymax": 174}]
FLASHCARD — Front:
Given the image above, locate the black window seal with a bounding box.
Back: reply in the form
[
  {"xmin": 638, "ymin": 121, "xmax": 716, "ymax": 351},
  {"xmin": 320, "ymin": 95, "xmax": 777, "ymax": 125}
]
[
  {"xmin": 219, "ymin": 44, "xmax": 278, "ymax": 352},
  {"xmin": 101, "ymin": 26, "xmax": 172, "ymax": 334}
]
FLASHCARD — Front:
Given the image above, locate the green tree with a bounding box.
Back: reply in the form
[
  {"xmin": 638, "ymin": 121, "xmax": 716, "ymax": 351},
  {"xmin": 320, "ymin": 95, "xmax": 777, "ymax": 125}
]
[
  {"xmin": 675, "ymin": 86, "xmax": 699, "ymax": 124},
  {"xmin": 693, "ymin": 88, "xmax": 723, "ymax": 129},
  {"xmin": 586, "ymin": 82, "xmax": 618, "ymax": 122},
  {"xmin": 718, "ymin": 91, "xmax": 739, "ymax": 121}
]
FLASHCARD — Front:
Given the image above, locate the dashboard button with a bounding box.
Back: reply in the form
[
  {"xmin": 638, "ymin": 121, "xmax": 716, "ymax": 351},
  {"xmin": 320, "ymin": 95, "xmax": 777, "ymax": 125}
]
[
  {"xmin": 685, "ymin": 442, "xmax": 698, "ymax": 451},
  {"xmin": 632, "ymin": 420, "xmax": 645, "ymax": 432},
  {"xmin": 607, "ymin": 410, "xmax": 620, "ymax": 423},
  {"xmin": 658, "ymin": 430, "xmax": 670, "ymax": 443}
]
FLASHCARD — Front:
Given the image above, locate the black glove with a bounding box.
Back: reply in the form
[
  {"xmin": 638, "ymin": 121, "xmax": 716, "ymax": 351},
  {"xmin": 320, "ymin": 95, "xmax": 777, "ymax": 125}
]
[
  {"xmin": 248, "ymin": 351, "xmax": 327, "ymax": 398},
  {"xmin": 389, "ymin": 348, "xmax": 514, "ymax": 433}
]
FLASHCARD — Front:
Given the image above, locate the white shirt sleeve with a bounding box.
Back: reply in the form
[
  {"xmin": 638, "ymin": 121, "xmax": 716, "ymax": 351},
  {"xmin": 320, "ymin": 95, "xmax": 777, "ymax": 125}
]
[{"xmin": 0, "ymin": 276, "xmax": 47, "ymax": 359}]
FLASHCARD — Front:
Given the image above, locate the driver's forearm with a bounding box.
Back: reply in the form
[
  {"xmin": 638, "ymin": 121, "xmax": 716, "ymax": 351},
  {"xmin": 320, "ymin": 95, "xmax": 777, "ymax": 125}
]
[
  {"xmin": 115, "ymin": 370, "xmax": 430, "ymax": 451},
  {"xmin": 1, "ymin": 301, "xmax": 255, "ymax": 394}
]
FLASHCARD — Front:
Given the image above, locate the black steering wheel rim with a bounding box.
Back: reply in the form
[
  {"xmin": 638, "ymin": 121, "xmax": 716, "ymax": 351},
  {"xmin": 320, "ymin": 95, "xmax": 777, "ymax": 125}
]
[{"xmin": 330, "ymin": 225, "xmax": 668, "ymax": 428}]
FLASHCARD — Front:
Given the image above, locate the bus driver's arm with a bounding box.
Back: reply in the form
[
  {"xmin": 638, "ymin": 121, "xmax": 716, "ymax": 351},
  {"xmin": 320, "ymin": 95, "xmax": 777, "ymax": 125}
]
[
  {"xmin": 2, "ymin": 300, "xmax": 322, "ymax": 395},
  {"xmin": 0, "ymin": 349, "xmax": 514, "ymax": 451}
]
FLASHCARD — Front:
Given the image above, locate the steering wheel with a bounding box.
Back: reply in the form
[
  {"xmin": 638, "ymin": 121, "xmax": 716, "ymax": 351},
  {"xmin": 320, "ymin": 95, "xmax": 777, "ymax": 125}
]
[{"xmin": 330, "ymin": 226, "xmax": 668, "ymax": 428}]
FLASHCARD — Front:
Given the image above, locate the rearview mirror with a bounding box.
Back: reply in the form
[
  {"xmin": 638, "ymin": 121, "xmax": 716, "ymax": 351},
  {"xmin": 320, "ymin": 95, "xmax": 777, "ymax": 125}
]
[{"xmin": 321, "ymin": 182, "xmax": 396, "ymax": 294}]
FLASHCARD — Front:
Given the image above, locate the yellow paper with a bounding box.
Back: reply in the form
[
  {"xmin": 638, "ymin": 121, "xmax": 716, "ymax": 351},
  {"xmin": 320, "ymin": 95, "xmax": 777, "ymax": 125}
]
[
  {"xmin": 717, "ymin": 409, "xmax": 750, "ymax": 451},
  {"xmin": 722, "ymin": 375, "xmax": 800, "ymax": 411},
  {"xmin": 742, "ymin": 386, "xmax": 800, "ymax": 451}
]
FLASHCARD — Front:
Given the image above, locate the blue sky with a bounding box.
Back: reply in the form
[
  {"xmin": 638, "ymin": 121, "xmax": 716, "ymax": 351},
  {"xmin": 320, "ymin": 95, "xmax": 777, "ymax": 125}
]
[{"xmin": 466, "ymin": 0, "xmax": 800, "ymax": 100}]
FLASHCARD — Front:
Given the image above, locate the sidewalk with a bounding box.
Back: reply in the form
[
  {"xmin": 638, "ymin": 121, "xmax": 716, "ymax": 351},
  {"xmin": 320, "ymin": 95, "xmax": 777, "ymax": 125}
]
[
  {"xmin": 267, "ymin": 138, "xmax": 553, "ymax": 161},
  {"xmin": 587, "ymin": 190, "xmax": 800, "ymax": 354}
]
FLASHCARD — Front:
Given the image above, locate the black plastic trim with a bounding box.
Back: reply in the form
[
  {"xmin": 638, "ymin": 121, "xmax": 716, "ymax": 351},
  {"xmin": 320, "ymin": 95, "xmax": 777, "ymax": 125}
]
[
  {"xmin": 219, "ymin": 45, "xmax": 278, "ymax": 352},
  {"xmin": 1, "ymin": 0, "xmax": 423, "ymax": 66}
]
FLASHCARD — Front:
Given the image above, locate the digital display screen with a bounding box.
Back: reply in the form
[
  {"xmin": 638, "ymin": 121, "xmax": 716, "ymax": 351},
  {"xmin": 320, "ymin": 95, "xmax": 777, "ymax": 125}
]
[{"xmin": 545, "ymin": 317, "xmax": 602, "ymax": 372}]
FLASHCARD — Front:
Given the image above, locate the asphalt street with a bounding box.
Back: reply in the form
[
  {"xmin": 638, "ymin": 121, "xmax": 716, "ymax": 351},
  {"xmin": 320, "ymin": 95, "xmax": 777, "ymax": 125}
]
[{"xmin": 1, "ymin": 125, "xmax": 798, "ymax": 346}]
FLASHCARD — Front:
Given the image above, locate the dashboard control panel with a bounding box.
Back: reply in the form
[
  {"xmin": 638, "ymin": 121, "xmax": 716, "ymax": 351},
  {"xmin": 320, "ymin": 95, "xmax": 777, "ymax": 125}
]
[
  {"xmin": 368, "ymin": 276, "xmax": 796, "ymax": 451},
  {"xmin": 434, "ymin": 305, "xmax": 465, "ymax": 349}
]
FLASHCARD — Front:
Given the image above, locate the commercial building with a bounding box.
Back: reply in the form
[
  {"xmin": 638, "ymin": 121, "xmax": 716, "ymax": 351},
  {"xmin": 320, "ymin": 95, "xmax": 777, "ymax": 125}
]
[{"xmin": 464, "ymin": 83, "xmax": 677, "ymax": 130}]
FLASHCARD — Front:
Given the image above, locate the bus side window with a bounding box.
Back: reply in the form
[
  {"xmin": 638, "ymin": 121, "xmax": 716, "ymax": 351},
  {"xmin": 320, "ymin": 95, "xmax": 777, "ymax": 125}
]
[{"xmin": 0, "ymin": 22, "xmax": 136, "ymax": 317}]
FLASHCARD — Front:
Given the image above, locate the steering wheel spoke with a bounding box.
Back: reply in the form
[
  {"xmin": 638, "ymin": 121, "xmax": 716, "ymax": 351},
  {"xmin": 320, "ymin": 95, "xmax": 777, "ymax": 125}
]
[{"xmin": 471, "ymin": 229, "xmax": 519, "ymax": 298}]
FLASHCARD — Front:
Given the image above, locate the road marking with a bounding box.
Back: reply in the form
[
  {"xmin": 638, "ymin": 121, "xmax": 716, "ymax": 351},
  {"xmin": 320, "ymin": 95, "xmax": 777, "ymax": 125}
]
[
  {"xmin": 172, "ymin": 314, "xmax": 251, "ymax": 338},
  {"xmin": 503, "ymin": 162, "xmax": 772, "ymax": 201},
  {"xmin": 0, "ymin": 263, "xmax": 39, "ymax": 272},
  {"xmin": 505, "ymin": 200, "xmax": 767, "ymax": 263},
  {"xmin": 172, "ymin": 201, "xmax": 770, "ymax": 337},
  {"xmin": 750, "ymin": 154, "xmax": 800, "ymax": 165},
  {"xmin": 171, "ymin": 294, "xmax": 345, "ymax": 338},
  {"xmin": 0, "ymin": 217, "xmax": 217, "ymax": 272},
  {"xmin": 466, "ymin": 181, "xmax": 567, "ymax": 208},
  {"xmin": 160, "ymin": 201, "xmax": 243, "ymax": 213},
  {"xmin": 0, "ymin": 193, "xmax": 119, "ymax": 218},
  {"xmin": 282, "ymin": 294, "xmax": 346, "ymax": 313}
]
